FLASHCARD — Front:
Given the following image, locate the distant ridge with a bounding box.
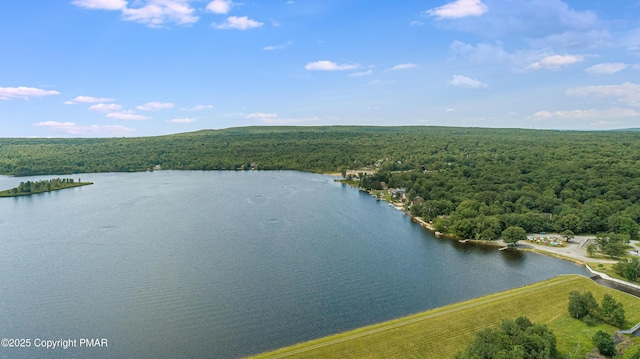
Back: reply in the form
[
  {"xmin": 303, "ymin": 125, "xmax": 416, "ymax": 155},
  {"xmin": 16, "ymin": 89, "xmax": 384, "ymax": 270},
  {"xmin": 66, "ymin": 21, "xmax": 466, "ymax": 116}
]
[{"xmin": 610, "ymin": 128, "xmax": 640, "ymax": 132}]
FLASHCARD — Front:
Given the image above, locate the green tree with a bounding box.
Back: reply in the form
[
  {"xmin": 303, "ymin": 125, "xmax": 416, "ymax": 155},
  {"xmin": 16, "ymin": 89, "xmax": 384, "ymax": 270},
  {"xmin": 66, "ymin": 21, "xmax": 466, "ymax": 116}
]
[
  {"xmin": 596, "ymin": 233, "xmax": 630, "ymax": 258},
  {"xmin": 608, "ymin": 214, "xmax": 640, "ymax": 241},
  {"xmin": 451, "ymin": 218, "xmax": 477, "ymax": 239},
  {"xmin": 600, "ymin": 294, "xmax": 625, "ymax": 328},
  {"xmin": 502, "ymin": 226, "xmax": 526, "ymax": 246},
  {"xmin": 554, "ymin": 213, "xmax": 582, "ymax": 233},
  {"xmin": 560, "ymin": 229, "xmax": 574, "ymax": 242},
  {"xmin": 592, "ymin": 331, "xmax": 615, "ymax": 357},
  {"xmin": 568, "ymin": 291, "xmax": 599, "ymax": 320},
  {"xmin": 614, "ymin": 257, "xmax": 640, "ymax": 282},
  {"xmin": 455, "ymin": 317, "xmax": 557, "ymax": 359}
]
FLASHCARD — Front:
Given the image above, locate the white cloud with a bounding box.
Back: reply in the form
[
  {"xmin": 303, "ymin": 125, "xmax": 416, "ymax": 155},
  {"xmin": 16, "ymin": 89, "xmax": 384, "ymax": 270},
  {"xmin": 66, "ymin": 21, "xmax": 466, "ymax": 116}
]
[
  {"xmin": 33, "ymin": 121, "xmax": 136, "ymax": 136},
  {"xmin": 305, "ymin": 61, "xmax": 359, "ymax": 71},
  {"xmin": 525, "ymin": 54, "xmax": 583, "ymax": 71},
  {"xmin": 585, "ymin": 63, "xmax": 628, "ymax": 75},
  {"xmin": 245, "ymin": 112, "xmax": 278, "ymax": 119},
  {"xmin": 389, "ymin": 63, "xmax": 417, "ymax": 71},
  {"xmin": 74, "ymin": 0, "xmax": 199, "ymax": 27},
  {"xmin": 206, "ymin": 0, "xmax": 232, "ymax": 14},
  {"xmin": 566, "ymin": 82, "xmax": 640, "ymax": 106},
  {"xmin": 348, "ymin": 69, "xmax": 373, "ymax": 77},
  {"xmin": 64, "ymin": 95, "xmax": 115, "ymax": 104},
  {"xmin": 264, "ymin": 40, "xmax": 293, "ymax": 51},
  {"xmin": 410, "ymin": 20, "xmax": 424, "ymax": 27},
  {"xmin": 182, "ymin": 104, "xmax": 214, "ymax": 111},
  {"xmin": 431, "ymin": 0, "xmax": 599, "ymax": 42},
  {"xmin": 89, "ymin": 103, "xmax": 122, "ymax": 112},
  {"xmin": 447, "ymin": 75, "xmax": 488, "ymax": 89},
  {"xmin": 137, "ymin": 101, "xmax": 175, "ymax": 110},
  {"xmin": 106, "ymin": 111, "xmax": 151, "ymax": 120},
  {"xmin": 426, "ymin": 0, "xmax": 488, "ymax": 20},
  {"xmin": 532, "ymin": 108, "xmax": 640, "ymax": 122},
  {"xmin": 0, "ymin": 86, "xmax": 60, "ymax": 100},
  {"xmin": 167, "ymin": 118, "xmax": 195, "ymax": 123},
  {"xmin": 71, "ymin": 0, "xmax": 126, "ymax": 10},
  {"xmin": 214, "ymin": 16, "xmax": 263, "ymax": 30},
  {"xmin": 122, "ymin": 0, "xmax": 198, "ymax": 27},
  {"xmin": 450, "ymin": 40, "xmax": 550, "ymax": 72}
]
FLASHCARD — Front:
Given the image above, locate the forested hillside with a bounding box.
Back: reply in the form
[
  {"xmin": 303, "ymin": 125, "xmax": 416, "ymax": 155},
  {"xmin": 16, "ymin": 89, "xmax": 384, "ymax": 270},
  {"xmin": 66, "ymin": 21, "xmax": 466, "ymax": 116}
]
[{"xmin": 2, "ymin": 126, "xmax": 639, "ymax": 239}]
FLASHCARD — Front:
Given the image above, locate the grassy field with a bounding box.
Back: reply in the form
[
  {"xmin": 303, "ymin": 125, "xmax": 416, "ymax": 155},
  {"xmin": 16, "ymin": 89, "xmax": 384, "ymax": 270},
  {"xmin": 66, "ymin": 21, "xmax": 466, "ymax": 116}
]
[{"xmin": 247, "ymin": 275, "xmax": 640, "ymax": 359}]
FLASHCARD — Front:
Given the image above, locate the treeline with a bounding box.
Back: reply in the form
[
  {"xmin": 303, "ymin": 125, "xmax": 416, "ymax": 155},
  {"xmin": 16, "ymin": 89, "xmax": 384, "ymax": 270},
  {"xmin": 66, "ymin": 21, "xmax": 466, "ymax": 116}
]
[
  {"xmin": 352, "ymin": 129, "xmax": 640, "ymax": 240},
  {"xmin": 17, "ymin": 178, "xmax": 75, "ymax": 192},
  {"xmin": 0, "ymin": 178, "xmax": 90, "ymax": 197},
  {"xmin": 0, "ymin": 126, "xmax": 405, "ymax": 176},
  {"xmin": 2, "ymin": 126, "xmax": 640, "ymax": 239}
]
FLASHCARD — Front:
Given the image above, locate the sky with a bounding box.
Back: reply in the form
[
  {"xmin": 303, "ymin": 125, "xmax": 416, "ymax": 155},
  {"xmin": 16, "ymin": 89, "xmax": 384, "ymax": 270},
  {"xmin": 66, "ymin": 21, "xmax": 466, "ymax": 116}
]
[{"xmin": 1, "ymin": 0, "xmax": 640, "ymax": 137}]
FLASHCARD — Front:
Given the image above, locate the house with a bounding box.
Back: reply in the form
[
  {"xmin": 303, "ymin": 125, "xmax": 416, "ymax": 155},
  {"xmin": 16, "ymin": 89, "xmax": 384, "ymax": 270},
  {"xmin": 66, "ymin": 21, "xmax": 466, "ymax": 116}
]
[{"xmin": 388, "ymin": 188, "xmax": 407, "ymax": 200}]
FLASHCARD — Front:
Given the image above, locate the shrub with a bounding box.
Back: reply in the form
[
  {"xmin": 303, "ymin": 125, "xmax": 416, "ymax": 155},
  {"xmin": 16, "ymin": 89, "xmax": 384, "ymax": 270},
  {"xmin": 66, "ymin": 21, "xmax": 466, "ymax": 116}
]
[
  {"xmin": 568, "ymin": 291, "xmax": 599, "ymax": 320},
  {"xmin": 592, "ymin": 331, "xmax": 615, "ymax": 356},
  {"xmin": 455, "ymin": 317, "xmax": 556, "ymax": 359}
]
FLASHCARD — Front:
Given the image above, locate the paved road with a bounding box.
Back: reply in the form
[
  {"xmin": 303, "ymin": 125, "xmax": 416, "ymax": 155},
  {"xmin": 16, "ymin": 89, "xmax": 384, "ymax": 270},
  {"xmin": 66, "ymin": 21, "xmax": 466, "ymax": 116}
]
[{"xmin": 499, "ymin": 235, "xmax": 619, "ymax": 264}]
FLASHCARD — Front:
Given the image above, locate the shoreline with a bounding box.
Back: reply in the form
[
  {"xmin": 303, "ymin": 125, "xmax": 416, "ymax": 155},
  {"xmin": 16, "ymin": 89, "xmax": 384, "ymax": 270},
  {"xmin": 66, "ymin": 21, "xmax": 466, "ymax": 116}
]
[
  {"xmin": 246, "ymin": 274, "xmax": 640, "ymax": 358},
  {"xmin": 336, "ymin": 177, "xmax": 625, "ymax": 267},
  {"xmin": 334, "ymin": 178, "xmax": 640, "ymax": 301}
]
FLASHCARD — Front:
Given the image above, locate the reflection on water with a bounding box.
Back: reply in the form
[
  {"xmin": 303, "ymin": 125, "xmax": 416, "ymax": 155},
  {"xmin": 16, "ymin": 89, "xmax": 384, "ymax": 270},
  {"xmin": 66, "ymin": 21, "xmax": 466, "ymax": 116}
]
[{"xmin": 500, "ymin": 248, "xmax": 527, "ymax": 266}]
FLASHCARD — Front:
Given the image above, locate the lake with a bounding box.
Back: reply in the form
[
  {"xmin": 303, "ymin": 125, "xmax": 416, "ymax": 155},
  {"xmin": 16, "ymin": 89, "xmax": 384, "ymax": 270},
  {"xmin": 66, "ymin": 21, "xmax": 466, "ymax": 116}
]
[{"xmin": 0, "ymin": 171, "xmax": 589, "ymax": 358}]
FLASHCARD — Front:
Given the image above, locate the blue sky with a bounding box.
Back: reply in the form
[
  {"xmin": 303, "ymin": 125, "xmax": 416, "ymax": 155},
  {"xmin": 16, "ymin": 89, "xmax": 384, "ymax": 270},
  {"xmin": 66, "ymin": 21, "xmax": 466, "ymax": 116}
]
[{"xmin": 1, "ymin": 0, "xmax": 639, "ymax": 137}]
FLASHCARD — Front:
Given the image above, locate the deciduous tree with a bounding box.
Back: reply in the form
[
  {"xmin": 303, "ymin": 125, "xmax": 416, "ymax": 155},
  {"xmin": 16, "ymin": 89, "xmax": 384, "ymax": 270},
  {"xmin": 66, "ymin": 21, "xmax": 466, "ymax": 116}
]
[{"xmin": 502, "ymin": 226, "xmax": 526, "ymax": 246}]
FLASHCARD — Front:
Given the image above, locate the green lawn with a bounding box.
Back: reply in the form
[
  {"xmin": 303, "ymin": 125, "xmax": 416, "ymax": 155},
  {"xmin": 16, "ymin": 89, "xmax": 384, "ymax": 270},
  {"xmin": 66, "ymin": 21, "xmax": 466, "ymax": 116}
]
[{"xmin": 247, "ymin": 275, "xmax": 640, "ymax": 359}]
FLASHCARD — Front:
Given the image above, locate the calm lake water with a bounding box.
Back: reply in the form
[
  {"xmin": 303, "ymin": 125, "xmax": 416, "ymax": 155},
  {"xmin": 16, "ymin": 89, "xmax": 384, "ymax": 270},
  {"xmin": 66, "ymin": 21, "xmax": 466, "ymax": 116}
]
[{"xmin": 0, "ymin": 171, "xmax": 588, "ymax": 358}]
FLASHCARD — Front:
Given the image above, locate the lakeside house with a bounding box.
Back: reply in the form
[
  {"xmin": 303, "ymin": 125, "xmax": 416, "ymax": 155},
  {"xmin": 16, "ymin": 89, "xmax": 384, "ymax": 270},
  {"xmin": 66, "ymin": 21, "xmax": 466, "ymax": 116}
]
[
  {"xmin": 389, "ymin": 188, "xmax": 407, "ymax": 200},
  {"xmin": 345, "ymin": 169, "xmax": 377, "ymax": 179}
]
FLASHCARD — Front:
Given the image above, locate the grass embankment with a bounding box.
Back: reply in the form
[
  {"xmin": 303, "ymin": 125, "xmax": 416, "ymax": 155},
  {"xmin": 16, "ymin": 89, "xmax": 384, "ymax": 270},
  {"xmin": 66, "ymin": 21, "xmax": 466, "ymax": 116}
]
[
  {"xmin": 0, "ymin": 182, "xmax": 93, "ymax": 197},
  {"xmin": 247, "ymin": 275, "xmax": 640, "ymax": 359}
]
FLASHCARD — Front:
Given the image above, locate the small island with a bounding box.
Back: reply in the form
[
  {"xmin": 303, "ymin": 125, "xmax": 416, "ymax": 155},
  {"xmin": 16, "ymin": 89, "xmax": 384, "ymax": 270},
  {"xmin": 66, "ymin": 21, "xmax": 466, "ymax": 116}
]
[{"xmin": 0, "ymin": 178, "xmax": 93, "ymax": 197}]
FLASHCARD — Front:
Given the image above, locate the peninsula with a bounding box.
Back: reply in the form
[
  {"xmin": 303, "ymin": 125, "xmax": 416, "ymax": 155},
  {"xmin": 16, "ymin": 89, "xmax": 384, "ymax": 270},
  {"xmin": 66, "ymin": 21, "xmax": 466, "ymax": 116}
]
[{"xmin": 0, "ymin": 177, "xmax": 93, "ymax": 197}]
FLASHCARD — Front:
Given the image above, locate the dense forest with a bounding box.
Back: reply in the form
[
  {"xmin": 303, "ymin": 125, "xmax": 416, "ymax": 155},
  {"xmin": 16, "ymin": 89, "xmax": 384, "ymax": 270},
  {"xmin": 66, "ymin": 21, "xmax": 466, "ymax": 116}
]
[{"xmin": 1, "ymin": 126, "xmax": 640, "ymax": 239}]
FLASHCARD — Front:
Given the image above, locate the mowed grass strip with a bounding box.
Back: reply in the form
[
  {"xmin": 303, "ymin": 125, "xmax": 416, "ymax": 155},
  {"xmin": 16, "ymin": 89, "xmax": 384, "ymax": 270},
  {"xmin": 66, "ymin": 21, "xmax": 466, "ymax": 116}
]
[{"xmin": 246, "ymin": 275, "xmax": 640, "ymax": 359}]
